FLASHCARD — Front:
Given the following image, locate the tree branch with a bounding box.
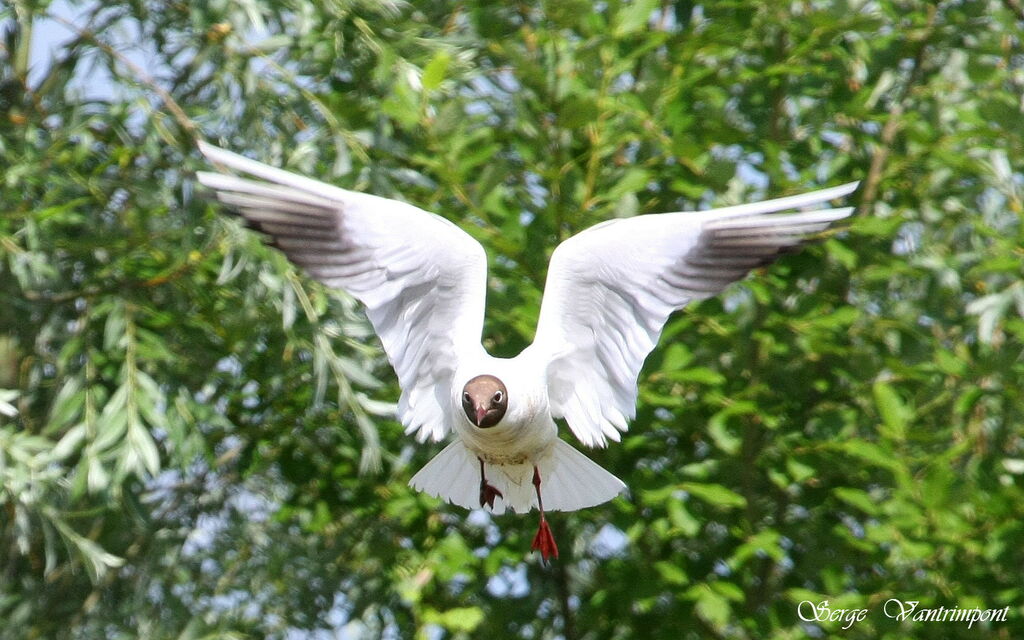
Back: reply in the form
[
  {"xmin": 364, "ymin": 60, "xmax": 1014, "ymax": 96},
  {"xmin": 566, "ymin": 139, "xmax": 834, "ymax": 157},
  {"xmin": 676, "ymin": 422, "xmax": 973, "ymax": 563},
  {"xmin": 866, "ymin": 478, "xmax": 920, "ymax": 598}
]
[
  {"xmin": 550, "ymin": 520, "xmax": 578, "ymax": 640},
  {"xmin": 1002, "ymin": 0, "xmax": 1024, "ymax": 23},
  {"xmin": 858, "ymin": 6, "xmax": 937, "ymax": 215},
  {"xmin": 49, "ymin": 14, "xmax": 197, "ymax": 138}
]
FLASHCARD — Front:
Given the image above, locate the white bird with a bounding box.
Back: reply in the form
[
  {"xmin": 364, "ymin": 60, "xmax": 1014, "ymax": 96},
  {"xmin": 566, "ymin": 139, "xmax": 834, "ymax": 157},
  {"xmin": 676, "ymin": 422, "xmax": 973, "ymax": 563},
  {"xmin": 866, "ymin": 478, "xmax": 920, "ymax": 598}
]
[{"xmin": 196, "ymin": 142, "xmax": 858, "ymax": 560}]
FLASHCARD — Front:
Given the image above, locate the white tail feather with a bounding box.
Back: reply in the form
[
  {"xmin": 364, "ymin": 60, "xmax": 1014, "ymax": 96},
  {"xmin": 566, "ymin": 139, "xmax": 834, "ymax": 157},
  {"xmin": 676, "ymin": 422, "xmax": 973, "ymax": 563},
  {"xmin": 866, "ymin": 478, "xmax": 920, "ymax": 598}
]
[
  {"xmin": 409, "ymin": 438, "xmax": 626, "ymax": 515},
  {"xmin": 408, "ymin": 439, "xmax": 481, "ymax": 511}
]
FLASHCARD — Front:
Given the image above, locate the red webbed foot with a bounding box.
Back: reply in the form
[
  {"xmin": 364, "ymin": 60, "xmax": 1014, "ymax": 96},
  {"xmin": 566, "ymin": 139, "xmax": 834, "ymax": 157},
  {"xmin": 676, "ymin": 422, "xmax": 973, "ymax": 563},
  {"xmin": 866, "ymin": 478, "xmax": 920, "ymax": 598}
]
[
  {"xmin": 480, "ymin": 481, "xmax": 503, "ymax": 509},
  {"xmin": 531, "ymin": 518, "xmax": 559, "ymax": 561},
  {"xmin": 478, "ymin": 458, "xmax": 503, "ymax": 509},
  {"xmin": 530, "ymin": 464, "xmax": 558, "ymax": 561}
]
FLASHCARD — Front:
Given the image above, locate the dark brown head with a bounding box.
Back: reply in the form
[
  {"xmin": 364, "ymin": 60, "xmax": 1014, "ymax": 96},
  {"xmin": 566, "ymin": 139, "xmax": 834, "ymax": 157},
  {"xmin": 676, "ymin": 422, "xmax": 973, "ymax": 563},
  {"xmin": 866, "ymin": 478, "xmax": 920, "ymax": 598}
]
[{"xmin": 461, "ymin": 374, "xmax": 508, "ymax": 428}]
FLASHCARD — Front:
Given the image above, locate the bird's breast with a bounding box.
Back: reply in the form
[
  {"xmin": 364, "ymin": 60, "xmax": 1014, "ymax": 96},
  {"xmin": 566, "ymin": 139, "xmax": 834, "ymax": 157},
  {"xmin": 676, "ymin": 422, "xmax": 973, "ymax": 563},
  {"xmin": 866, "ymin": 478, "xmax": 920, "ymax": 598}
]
[
  {"xmin": 454, "ymin": 412, "xmax": 557, "ymax": 464},
  {"xmin": 476, "ymin": 450, "xmax": 531, "ymax": 465}
]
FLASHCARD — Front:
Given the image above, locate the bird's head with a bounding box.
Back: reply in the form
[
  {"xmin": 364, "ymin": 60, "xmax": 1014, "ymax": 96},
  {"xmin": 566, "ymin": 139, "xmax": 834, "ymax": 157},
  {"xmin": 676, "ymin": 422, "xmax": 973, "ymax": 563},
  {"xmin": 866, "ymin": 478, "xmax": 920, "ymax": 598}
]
[{"xmin": 461, "ymin": 374, "xmax": 508, "ymax": 428}]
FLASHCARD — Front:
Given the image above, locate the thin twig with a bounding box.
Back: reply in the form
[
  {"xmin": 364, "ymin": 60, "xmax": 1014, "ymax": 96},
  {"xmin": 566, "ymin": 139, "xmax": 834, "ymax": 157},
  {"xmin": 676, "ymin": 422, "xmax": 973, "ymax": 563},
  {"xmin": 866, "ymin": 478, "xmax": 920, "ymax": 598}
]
[
  {"xmin": 551, "ymin": 524, "xmax": 578, "ymax": 640},
  {"xmin": 1001, "ymin": 0, "xmax": 1024, "ymax": 22},
  {"xmin": 859, "ymin": 102, "xmax": 904, "ymax": 214},
  {"xmin": 49, "ymin": 13, "xmax": 197, "ymax": 137},
  {"xmin": 12, "ymin": 1, "xmax": 33, "ymax": 78},
  {"xmin": 236, "ymin": 42, "xmax": 371, "ymax": 166},
  {"xmin": 857, "ymin": 6, "xmax": 937, "ymax": 215}
]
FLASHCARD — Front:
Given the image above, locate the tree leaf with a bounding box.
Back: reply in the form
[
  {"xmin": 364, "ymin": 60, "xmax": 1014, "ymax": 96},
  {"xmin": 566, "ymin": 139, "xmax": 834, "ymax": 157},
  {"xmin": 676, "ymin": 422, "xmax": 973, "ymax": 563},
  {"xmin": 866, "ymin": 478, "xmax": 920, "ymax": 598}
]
[
  {"xmin": 422, "ymin": 51, "xmax": 452, "ymax": 91},
  {"xmin": 873, "ymin": 380, "xmax": 910, "ymax": 442},
  {"xmin": 681, "ymin": 482, "xmax": 747, "ymax": 509},
  {"xmin": 614, "ymin": 0, "xmax": 659, "ymax": 36}
]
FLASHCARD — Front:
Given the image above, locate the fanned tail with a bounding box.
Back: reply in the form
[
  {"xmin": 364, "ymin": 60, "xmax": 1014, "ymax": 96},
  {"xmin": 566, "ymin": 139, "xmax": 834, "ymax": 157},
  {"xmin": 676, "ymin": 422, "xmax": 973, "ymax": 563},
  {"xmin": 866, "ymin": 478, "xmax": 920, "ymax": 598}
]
[
  {"xmin": 409, "ymin": 438, "xmax": 626, "ymax": 515},
  {"xmin": 534, "ymin": 439, "xmax": 627, "ymax": 512},
  {"xmin": 409, "ymin": 439, "xmax": 481, "ymax": 511}
]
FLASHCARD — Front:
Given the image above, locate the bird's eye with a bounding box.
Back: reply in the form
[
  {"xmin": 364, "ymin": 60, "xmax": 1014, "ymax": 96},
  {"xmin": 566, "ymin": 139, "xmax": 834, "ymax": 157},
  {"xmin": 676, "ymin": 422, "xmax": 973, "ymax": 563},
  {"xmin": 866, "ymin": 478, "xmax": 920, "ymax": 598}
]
[
  {"xmin": 493, "ymin": 390, "xmax": 503, "ymax": 404},
  {"xmin": 463, "ymin": 391, "xmax": 471, "ymax": 404}
]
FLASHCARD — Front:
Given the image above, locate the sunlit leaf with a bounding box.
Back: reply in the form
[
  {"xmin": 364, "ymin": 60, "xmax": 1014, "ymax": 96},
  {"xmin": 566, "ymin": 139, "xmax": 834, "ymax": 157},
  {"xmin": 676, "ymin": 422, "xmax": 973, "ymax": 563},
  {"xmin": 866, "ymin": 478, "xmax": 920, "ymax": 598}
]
[
  {"xmin": 681, "ymin": 482, "xmax": 747, "ymax": 509},
  {"xmin": 422, "ymin": 50, "xmax": 452, "ymax": 91},
  {"xmin": 872, "ymin": 380, "xmax": 910, "ymax": 442}
]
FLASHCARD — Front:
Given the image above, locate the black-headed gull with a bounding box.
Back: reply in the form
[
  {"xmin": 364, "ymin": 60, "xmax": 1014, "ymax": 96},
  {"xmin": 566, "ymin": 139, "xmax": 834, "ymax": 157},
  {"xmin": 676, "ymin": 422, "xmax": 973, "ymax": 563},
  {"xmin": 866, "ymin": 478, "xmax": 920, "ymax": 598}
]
[{"xmin": 196, "ymin": 142, "xmax": 858, "ymax": 560}]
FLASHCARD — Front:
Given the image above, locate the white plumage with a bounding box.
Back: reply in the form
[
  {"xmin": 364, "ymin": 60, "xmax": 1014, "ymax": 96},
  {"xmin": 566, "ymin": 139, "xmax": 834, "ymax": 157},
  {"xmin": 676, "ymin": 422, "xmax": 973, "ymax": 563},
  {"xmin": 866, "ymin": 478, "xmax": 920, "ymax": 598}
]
[{"xmin": 197, "ymin": 142, "xmax": 858, "ymax": 559}]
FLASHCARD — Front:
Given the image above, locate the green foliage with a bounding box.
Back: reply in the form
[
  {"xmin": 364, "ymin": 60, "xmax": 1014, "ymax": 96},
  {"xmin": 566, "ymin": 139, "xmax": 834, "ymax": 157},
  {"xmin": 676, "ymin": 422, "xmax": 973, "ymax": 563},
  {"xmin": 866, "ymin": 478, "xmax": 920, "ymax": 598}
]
[{"xmin": 2, "ymin": 0, "xmax": 1023, "ymax": 638}]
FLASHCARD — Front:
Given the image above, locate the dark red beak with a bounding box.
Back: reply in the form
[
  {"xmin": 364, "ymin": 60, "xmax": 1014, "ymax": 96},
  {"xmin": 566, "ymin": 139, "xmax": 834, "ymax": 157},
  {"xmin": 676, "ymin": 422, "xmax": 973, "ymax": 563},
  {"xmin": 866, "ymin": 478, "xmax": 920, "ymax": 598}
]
[{"xmin": 475, "ymin": 406, "xmax": 487, "ymax": 426}]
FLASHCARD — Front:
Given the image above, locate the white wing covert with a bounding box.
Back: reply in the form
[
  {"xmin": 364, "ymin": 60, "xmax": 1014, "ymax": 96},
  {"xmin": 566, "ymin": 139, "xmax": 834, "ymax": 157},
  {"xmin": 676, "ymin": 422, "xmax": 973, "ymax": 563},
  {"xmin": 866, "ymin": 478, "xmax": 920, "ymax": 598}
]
[
  {"xmin": 532, "ymin": 182, "xmax": 859, "ymax": 448},
  {"xmin": 196, "ymin": 143, "xmax": 487, "ymax": 442}
]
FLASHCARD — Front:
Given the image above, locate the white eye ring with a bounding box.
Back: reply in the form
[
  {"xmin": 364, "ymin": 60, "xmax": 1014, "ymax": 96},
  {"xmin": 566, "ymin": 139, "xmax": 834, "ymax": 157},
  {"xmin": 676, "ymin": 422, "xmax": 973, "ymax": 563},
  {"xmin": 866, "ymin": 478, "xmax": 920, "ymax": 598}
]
[
  {"xmin": 463, "ymin": 391, "xmax": 471, "ymax": 403},
  {"xmin": 493, "ymin": 390, "xmax": 503, "ymax": 403}
]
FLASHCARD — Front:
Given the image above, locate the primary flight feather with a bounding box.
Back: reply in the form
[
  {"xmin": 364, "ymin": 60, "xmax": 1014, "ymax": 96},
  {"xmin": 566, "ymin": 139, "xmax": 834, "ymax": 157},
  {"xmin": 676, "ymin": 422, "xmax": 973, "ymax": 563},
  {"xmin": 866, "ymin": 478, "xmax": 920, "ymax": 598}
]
[{"xmin": 197, "ymin": 142, "xmax": 858, "ymax": 560}]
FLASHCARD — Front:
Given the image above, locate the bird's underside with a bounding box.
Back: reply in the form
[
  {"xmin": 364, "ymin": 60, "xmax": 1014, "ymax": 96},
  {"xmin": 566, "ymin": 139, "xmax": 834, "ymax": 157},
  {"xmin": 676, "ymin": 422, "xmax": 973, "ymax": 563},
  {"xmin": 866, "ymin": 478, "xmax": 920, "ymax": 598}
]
[{"xmin": 196, "ymin": 142, "xmax": 859, "ymax": 560}]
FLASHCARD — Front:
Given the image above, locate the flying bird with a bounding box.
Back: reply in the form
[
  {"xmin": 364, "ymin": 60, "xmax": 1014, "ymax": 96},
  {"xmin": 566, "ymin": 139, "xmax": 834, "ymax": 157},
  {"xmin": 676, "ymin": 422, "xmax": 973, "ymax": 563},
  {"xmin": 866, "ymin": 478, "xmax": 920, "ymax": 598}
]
[{"xmin": 196, "ymin": 142, "xmax": 858, "ymax": 560}]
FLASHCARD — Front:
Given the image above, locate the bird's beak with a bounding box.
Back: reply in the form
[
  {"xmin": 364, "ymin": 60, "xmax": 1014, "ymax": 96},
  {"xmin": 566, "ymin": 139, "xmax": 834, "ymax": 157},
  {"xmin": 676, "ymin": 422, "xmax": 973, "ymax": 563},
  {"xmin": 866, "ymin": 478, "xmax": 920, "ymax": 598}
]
[{"xmin": 475, "ymin": 406, "xmax": 488, "ymax": 426}]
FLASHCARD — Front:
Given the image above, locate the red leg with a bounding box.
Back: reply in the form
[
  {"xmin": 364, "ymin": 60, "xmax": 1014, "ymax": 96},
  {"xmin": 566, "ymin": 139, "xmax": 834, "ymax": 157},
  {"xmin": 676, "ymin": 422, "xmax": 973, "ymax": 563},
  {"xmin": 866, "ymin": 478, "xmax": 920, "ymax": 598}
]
[
  {"xmin": 530, "ymin": 466, "xmax": 559, "ymax": 561},
  {"xmin": 478, "ymin": 458, "xmax": 503, "ymax": 509}
]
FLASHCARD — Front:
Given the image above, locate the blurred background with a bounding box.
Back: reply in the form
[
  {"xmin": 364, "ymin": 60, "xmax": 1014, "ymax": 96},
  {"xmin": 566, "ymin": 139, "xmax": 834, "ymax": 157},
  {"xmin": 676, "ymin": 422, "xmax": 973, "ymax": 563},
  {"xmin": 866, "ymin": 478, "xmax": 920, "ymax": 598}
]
[{"xmin": 1, "ymin": 1, "xmax": 1022, "ymax": 638}]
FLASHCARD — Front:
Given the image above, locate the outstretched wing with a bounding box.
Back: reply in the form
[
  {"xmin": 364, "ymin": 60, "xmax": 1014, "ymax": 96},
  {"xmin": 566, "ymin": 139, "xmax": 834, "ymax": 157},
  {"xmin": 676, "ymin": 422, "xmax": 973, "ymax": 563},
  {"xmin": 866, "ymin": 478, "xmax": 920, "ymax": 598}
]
[
  {"xmin": 196, "ymin": 142, "xmax": 488, "ymax": 442},
  {"xmin": 531, "ymin": 182, "xmax": 859, "ymax": 448}
]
